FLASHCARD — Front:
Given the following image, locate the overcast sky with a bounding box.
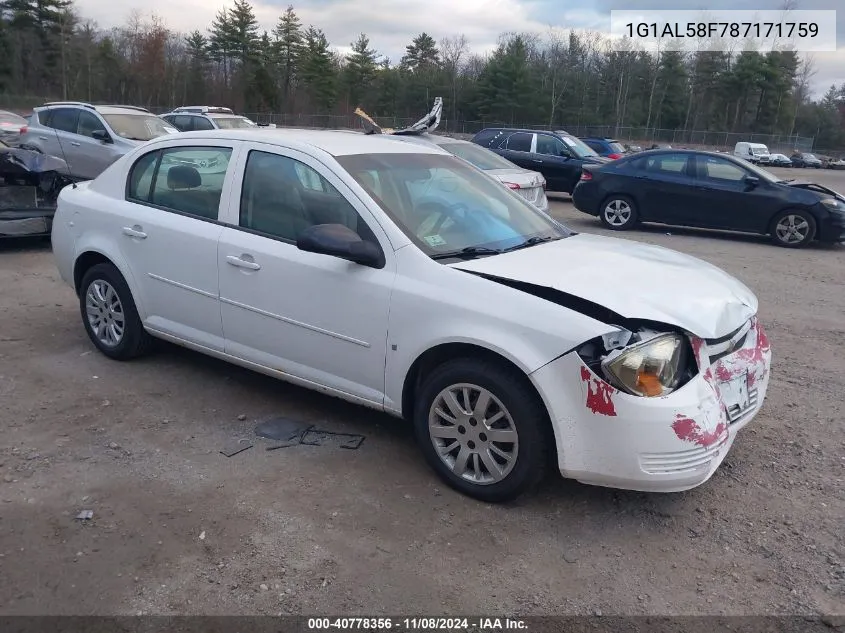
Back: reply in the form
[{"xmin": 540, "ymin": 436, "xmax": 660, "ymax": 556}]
[{"xmin": 74, "ymin": 0, "xmax": 844, "ymax": 99}]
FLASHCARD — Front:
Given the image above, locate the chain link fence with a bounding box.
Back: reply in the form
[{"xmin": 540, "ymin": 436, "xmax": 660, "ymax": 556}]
[{"xmin": 0, "ymin": 95, "xmax": 816, "ymax": 154}]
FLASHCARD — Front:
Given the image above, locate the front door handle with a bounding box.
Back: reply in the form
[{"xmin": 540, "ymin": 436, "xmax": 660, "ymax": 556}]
[
  {"xmin": 38, "ymin": 136, "xmax": 48, "ymax": 141},
  {"xmin": 532, "ymin": 159, "xmax": 543, "ymax": 163},
  {"xmin": 69, "ymin": 142, "xmax": 81, "ymax": 147},
  {"xmin": 122, "ymin": 225, "xmax": 147, "ymax": 239},
  {"xmin": 226, "ymin": 255, "xmax": 261, "ymax": 270}
]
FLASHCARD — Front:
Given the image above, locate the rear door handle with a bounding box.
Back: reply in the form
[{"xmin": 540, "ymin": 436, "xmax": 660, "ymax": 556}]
[
  {"xmin": 122, "ymin": 226, "xmax": 147, "ymax": 239},
  {"xmin": 69, "ymin": 142, "xmax": 81, "ymax": 147},
  {"xmin": 38, "ymin": 136, "xmax": 48, "ymax": 141},
  {"xmin": 532, "ymin": 159, "xmax": 543, "ymax": 163},
  {"xmin": 226, "ymin": 255, "xmax": 261, "ymax": 270}
]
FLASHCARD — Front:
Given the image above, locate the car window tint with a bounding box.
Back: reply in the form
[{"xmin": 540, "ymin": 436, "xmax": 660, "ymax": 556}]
[
  {"xmin": 128, "ymin": 146, "xmax": 232, "ymax": 220},
  {"xmin": 700, "ymin": 156, "xmax": 747, "ymax": 182},
  {"xmin": 48, "ymin": 108, "xmax": 79, "ymax": 133},
  {"xmin": 192, "ymin": 116, "xmax": 215, "ymax": 131},
  {"xmin": 168, "ymin": 115, "xmax": 192, "ymax": 131},
  {"xmin": 535, "ymin": 135, "xmax": 565, "ymax": 156},
  {"xmin": 585, "ymin": 140, "xmax": 603, "ymax": 152},
  {"xmin": 127, "ymin": 151, "xmax": 161, "ymax": 202},
  {"xmin": 644, "ymin": 153, "xmax": 689, "ymax": 175},
  {"xmin": 239, "ymin": 150, "xmax": 365, "ymax": 242},
  {"xmin": 77, "ymin": 110, "xmax": 106, "ymax": 138},
  {"xmin": 472, "ymin": 130, "xmax": 496, "ymax": 146},
  {"xmin": 506, "ymin": 132, "xmax": 532, "ymax": 152}
]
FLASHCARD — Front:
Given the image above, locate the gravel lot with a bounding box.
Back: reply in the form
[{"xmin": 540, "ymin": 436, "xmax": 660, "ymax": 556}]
[{"xmin": 0, "ymin": 167, "xmax": 843, "ymax": 617}]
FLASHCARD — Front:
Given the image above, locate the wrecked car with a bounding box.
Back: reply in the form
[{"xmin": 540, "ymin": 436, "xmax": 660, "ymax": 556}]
[
  {"xmin": 51, "ymin": 126, "xmax": 771, "ymax": 503},
  {"xmin": 572, "ymin": 149, "xmax": 845, "ymax": 247},
  {"xmin": 0, "ymin": 141, "xmax": 72, "ymax": 238}
]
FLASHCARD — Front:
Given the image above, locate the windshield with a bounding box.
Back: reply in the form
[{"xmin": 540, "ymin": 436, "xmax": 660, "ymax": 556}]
[
  {"xmin": 561, "ymin": 135, "xmax": 599, "ymax": 158},
  {"xmin": 803, "ymin": 153, "xmax": 817, "ymax": 159},
  {"xmin": 608, "ymin": 141, "xmax": 626, "ymax": 154},
  {"xmin": 212, "ymin": 116, "xmax": 256, "ymax": 129},
  {"xmin": 438, "ymin": 142, "xmax": 518, "ymax": 171},
  {"xmin": 103, "ymin": 114, "xmax": 175, "ymax": 141},
  {"xmin": 751, "ymin": 147, "xmax": 768, "ymax": 155},
  {"xmin": 336, "ymin": 153, "xmax": 570, "ymax": 258}
]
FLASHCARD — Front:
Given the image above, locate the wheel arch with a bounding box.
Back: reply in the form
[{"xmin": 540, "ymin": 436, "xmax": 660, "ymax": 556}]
[
  {"xmin": 72, "ymin": 248, "xmax": 147, "ymax": 320},
  {"xmin": 400, "ymin": 342, "xmax": 557, "ymax": 451},
  {"xmin": 767, "ymin": 205, "xmax": 821, "ymax": 234}
]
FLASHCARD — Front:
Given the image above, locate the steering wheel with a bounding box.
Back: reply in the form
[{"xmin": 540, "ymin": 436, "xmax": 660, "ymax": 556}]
[{"xmin": 414, "ymin": 201, "xmax": 468, "ymax": 237}]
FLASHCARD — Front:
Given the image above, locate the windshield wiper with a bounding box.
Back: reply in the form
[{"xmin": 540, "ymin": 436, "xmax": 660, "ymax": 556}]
[
  {"xmin": 502, "ymin": 235, "xmax": 557, "ymax": 252},
  {"xmin": 430, "ymin": 246, "xmax": 502, "ymax": 260}
]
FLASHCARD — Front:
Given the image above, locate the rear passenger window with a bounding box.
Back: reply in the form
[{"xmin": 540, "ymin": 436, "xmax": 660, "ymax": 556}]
[
  {"xmin": 239, "ymin": 150, "xmax": 367, "ymax": 242},
  {"xmin": 506, "ymin": 132, "xmax": 532, "ymax": 152},
  {"xmin": 126, "ymin": 146, "xmax": 232, "ymax": 220},
  {"xmin": 48, "ymin": 108, "xmax": 79, "ymax": 133},
  {"xmin": 643, "ymin": 153, "xmax": 689, "ymax": 175}
]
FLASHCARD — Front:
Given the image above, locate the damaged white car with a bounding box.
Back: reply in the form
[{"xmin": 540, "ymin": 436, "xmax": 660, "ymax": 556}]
[{"xmin": 51, "ymin": 127, "xmax": 771, "ymax": 502}]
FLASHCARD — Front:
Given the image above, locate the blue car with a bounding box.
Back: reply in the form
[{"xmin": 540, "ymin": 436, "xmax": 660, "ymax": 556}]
[{"xmin": 579, "ymin": 137, "xmax": 628, "ymax": 160}]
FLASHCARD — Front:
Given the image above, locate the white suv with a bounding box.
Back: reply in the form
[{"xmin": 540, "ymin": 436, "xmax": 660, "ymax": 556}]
[
  {"xmin": 160, "ymin": 106, "xmax": 260, "ymax": 132},
  {"xmin": 50, "ymin": 128, "xmax": 771, "ymax": 502}
]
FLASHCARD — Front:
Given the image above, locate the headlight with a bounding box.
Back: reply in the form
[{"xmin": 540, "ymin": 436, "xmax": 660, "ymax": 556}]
[
  {"xmin": 820, "ymin": 198, "xmax": 844, "ymax": 211},
  {"xmin": 601, "ymin": 333, "xmax": 687, "ymax": 397}
]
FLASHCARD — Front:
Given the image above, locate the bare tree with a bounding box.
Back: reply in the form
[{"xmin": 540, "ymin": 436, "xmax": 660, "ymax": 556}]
[{"xmin": 439, "ymin": 34, "xmax": 468, "ymax": 122}]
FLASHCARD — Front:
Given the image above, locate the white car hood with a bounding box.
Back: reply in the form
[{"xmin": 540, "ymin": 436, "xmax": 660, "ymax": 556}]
[{"xmin": 450, "ymin": 233, "xmax": 757, "ymax": 339}]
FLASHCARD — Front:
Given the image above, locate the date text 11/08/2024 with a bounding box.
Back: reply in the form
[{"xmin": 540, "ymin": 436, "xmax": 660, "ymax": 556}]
[
  {"xmin": 624, "ymin": 21, "xmax": 819, "ymax": 39},
  {"xmin": 307, "ymin": 618, "xmax": 528, "ymax": 631}
]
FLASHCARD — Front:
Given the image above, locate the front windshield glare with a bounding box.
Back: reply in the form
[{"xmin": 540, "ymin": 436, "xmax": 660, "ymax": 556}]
[
  {"xmin": 103, "ymin": 114, "xmax": 174, "ymax": 141},
  {"xmin": 336, "ymin": 153, "xmax": 571, "ymax": 256},
  {"xmin": 439, "ymin": 142, "xmax": 518, "ymax": 171},
  {"xmin": 213, "ymin": 116, "xmax": 256, "ymax": 129}
]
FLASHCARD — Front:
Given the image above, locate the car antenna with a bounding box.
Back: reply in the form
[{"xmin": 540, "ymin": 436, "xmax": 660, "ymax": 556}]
[{"xmin": 49, "ymin": 111, "xmax": 77, "ymax": 189}]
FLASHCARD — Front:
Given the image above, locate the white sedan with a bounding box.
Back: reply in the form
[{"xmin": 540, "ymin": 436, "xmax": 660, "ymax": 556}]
[{"xmin": 51, "ymin": 129, "xmax": 772, "ymax": 502}]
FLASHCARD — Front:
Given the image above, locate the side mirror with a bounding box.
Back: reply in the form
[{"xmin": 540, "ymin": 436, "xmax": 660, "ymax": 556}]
[
  {"xmin": 92, "ymin": 130, "xmax": 112, "ymax": 143},
  {"xmin": 297, "ymin": 224, "xmax": 384, "ymax": 268},
  {"xmin": 744, "ymin": 175, "xmax": 760, "ymax": 187}
]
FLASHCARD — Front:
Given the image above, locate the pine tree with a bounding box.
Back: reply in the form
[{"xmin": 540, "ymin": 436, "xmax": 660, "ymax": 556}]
[
  {"xmin": 273, "ymin": 5, "xmax": 303, "ymax": 109},
  {"xmin": 299, "ymin": 26, "xmax": 336, "ymax": 114},
  {"xmin": 400, "ymin": 32, "xmax": 440, "ymax": 73},
  {"xmin": 343, "ymin": 33, "xmax": 378, "ymax": 109}
]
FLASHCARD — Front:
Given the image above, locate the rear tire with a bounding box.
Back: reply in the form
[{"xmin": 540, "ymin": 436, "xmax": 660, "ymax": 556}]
[
  {"xmin": 79, "ymin": 263, "xmax": 153, "ymax": 360},
  {"xmin": 770, "ymin": 209, "xmax": 816, "ymax": 248},
  {"xmin": 600, "ymin": 195, "xmax": 638, "ymax": 230},
  {"xmin": 413, "ymin": 358, "xmax": 550, "ymax": 503}
]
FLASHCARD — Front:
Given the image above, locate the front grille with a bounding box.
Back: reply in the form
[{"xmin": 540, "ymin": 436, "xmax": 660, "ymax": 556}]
[
  {"xmin": 640, "ymin": 434, "xmax": 728, "ymax": 475},
  {"xmin": 726, "ymin": 385, "xmax": 759, "ymax": 424}
]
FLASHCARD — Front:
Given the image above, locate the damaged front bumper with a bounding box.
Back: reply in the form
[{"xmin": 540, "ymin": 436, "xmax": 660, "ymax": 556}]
[{"xmin": 531, "ymin": 316, "xmax": 771, "ymax": 492}]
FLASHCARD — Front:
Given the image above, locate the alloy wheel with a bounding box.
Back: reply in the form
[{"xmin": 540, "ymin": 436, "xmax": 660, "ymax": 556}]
[
  {"xmin": 775, "ymin": 214, "xmax": 810, "ymax": 245},
  {"xmin": 603, "ymin": 199, "xmax": 632, "ymax": 226}
]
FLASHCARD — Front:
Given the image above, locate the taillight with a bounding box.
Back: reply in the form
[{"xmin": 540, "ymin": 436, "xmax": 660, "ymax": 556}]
[
  {"xmin": 19, "ymin": 126, "xmax": 27, "ymax": 134},
  {"xmin": 608, "ymin": 153, "xmax": 622, "ymax": 160},
  {"xmin": 580, "ymin": 171, "xmax": 593, "ymax": 181},
  {"xmin": 504, "ymin": 182, "xmax": 521, "ymax": 190}
]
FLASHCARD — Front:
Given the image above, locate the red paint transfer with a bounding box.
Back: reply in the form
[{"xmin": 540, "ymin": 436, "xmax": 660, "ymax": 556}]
[
  {"xmin": 672, "ymin": 414, "xmax": 727, "ymax": 448},
  {"xmin": 580, "ymin": 366, "xmax": 617, "ymax": 417}
]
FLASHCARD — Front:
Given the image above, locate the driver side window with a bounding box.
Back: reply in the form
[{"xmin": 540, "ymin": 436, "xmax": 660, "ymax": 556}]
[
  {"xmin": 699, "ymin": 156, "xmax": 748, "ymax": 183},
  {"xmin": 77, "ymin": 111, "xmax": 107, "ymax": 138},
  {"xmin": 536, "ymin": 135, "xmax": 565, "ymax": 156}
]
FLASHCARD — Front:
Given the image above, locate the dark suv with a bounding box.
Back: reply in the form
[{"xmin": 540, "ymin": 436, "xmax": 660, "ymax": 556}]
[{"xmin": 470, "ymin": 128, "xmax": 609, "ymax": 193}]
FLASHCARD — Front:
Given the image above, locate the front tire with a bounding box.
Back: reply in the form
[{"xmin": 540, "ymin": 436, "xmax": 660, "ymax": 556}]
[
  {"xmin": 770, "ymin": 210, "xmax": 816, "ymax": 248},
  {"xmin": 600, "ymin": 195, "xmax": 638, "ymax": 230},
  {"xmin": 413, "ymin": 358, "xmax": 550, "ymax": 503},
  {"xmin": 79, "ymin": 263, "xmax": 153, "ymax": 360}
]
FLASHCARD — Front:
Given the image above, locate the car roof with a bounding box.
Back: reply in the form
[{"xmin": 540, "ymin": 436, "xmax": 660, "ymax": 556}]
[
  {"xmin": 476, "ymin": 127, "xmax": 571, "ymax": 137},
  {"xmin": 152, "ymin": 128, "xmax": 449, "ymax": 157},
  {"xmin": 388, "ymin": 133, "xmax": 471, "ymax": 147}
]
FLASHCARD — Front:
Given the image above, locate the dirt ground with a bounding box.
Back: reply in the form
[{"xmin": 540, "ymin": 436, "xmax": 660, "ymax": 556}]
[{"xmin": 0, "ymin": 168, "xmax": 844, "ymax": 617}]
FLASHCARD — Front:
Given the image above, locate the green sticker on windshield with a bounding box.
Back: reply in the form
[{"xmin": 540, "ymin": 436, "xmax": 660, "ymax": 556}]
[{"xmin": 423, "ymin": 234, "xmax": 447, "ymax": 247}]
